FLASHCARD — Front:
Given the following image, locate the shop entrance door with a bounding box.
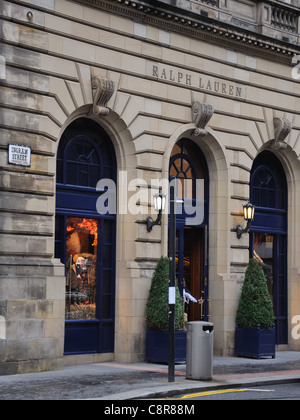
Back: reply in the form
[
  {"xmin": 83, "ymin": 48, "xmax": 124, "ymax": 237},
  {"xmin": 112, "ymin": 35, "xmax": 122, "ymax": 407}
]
[
  {"xmin": 169, "ymin": 138, "xmax": 210, "ymax": 323},
  {"xmin": 176, "ymin": 226, "xmax": 209, "ymax": 322},
  {"xmin": 252, "ymin": 232, "xmax": 287, "ymax": 344}
]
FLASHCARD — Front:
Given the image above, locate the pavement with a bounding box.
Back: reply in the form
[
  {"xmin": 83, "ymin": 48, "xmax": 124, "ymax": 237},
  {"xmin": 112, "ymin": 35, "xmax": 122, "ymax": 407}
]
[{"xmin": 0, "ymin": 351, "xmax": 300, "ymax": 400}]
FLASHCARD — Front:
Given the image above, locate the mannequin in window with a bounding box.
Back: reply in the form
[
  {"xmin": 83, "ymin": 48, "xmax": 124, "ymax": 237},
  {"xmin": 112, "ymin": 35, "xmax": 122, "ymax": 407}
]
[{"xmin": 183, "ymin": 279, "xmax": 203, "ymax": 328}]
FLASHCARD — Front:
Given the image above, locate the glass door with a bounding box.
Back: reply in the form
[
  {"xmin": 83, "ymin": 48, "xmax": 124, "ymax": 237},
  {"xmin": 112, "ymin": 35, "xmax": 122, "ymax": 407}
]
[
  {"xmin": 175, "ymin": 226, "xmax": 209, "ymax": 322},
  {"xmin": 252, "ymin": 232, "xmax": 288, "ymax": 344},
  {"xmin": 253, "ymin": 233, "xmax": 274, "ymax": 300}
]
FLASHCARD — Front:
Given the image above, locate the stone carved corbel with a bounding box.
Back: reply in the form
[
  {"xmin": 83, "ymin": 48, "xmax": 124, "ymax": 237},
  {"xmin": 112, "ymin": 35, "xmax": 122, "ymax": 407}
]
[
  {"xmin": 272, "ymin": 117, "xmax": 292, "ymax": 150},
  {"xmin": 191, "ymin": 101, "xmax": 214, "ymax": 136},
  {"xmin": 92, "ymin": 76, "xmax": 115, "ymax": 115}
]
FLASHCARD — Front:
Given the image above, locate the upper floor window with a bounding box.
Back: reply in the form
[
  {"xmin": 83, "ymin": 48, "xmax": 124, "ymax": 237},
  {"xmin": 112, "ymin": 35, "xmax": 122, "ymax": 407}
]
[
  {"xmin": 250, "ymin": 151, "xmax": 286, "ymax": 210},
  {"xmin": 169, "ymin": 139, "xmax": 206, "ymax": 200},
  {"xmin": 57, "ymin": 118, "xmax": 115, "ymax": 189}
]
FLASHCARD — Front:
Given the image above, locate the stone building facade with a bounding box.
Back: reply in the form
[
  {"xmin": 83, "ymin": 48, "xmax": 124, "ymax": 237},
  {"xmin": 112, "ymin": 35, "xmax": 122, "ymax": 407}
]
[{"xmin": 0, "ymin": 0, "xmax": 300, "ymax": 374}]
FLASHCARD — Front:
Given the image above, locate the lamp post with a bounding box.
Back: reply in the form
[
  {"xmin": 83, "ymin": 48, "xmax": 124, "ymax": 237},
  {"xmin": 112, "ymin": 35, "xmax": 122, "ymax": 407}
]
[
  {"xmin": 146, "ymin": 186, "xmax": 177, "ymax": 383},
  {"xmin": 168, "ymin": 184, "xmax": 176, "ymax": 383},
  {"xmin": 236, "ymin": 202, "xmax": 255, "ymax": 239}
]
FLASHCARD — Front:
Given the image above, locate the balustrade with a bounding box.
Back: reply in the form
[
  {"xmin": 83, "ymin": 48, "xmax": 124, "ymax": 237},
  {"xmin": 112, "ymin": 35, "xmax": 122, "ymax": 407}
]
[{"xmin": 271, "ymin": 5, "xmax": 298, "ymax": 33}]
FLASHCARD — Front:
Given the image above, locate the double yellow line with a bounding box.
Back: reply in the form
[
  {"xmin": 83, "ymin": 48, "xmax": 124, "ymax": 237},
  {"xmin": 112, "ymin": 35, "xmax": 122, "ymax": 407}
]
[
  {"xmin": 180, "ymin": 389, "xmax": 247, "ymax": 399},
  {"xmin": 145, "ymin": 389, "xmax": 247, "ymax": 400}
]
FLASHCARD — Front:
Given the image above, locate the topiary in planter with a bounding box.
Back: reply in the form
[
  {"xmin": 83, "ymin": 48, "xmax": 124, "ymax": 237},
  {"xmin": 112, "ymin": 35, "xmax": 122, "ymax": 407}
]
[
  {"xmin": 236, "ymin": 258, "xmax": 274, "ymax": 329},
  {"xmin": 235, "ymin": 258, "xmax": 275, "ymax": 359},
  {"xmin": 145, "ymin": 256, "xmax": 186, "ymax": 363},
  {"xmin": 146, "ymin": 256, "xmax": 184, "ymax": 331}
]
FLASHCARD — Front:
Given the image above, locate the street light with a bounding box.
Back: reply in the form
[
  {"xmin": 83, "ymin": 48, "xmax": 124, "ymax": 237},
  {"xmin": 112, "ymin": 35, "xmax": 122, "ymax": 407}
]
[
  {"xmin": 236, "ymin": 202, "xmax": 255, "ymax": 239},
  {"xmin": 168, "ymin": 185, "xmax": 176, "ymax": 383},
  {"xmin": 146, "ymin": 191, "xmax": 166, "ymax": 232}
]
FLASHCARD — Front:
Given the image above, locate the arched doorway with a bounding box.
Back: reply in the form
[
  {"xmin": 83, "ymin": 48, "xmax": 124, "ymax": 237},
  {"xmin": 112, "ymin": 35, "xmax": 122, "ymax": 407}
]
[
  {"xmin": 55, "ymin": 118, "xmax": 117, "ymax": 354},
  {"xmin": 250, "ymin": 151, "xmax": 288, "ymax": 344},
  {"xmin": 169, "ymin": 139, "xmax": 209, "ymax": 321}
]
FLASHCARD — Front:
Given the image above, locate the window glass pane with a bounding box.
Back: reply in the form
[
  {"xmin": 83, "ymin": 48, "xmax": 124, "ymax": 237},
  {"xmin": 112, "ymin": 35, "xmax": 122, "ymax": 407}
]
[
  {"xmin": 101, "ymin": 295, "xmax": 111, "ymax": 319},
  {"xmin": 66, "ymin": 162, "xmax": 77, "ymax": 185},
  {"xmin": 65, "ymin": 140, "xmax": 100, "ymax": 188},
  {"xmin": 68, "ymin": 145, "xmax": 78, "ymax": 161},
  {"xmin": 54, "ymin": 216, "xmax": 64, "ymax": 260},
  {"xmin": 171, "ymin": 144, "xmax": 181, "ymax": 157},
  {"xmin": 169, "ymin": 139, "xmax": 206, "ymax": 203},
  {"xmin": 78, "ymin": 162, "xmax": 89, "ymax": 186},
  {"xmin": 252, "ymin": 168, "xmax": 276, "ymax": 208},
  {"xmin": 173, "ymin": 159, "xmax": 181, "ymax": 172},
  {"xmin": 103, "ymin": 166, "xmax": 113, "ymax": 180},
  {"xmin": 103, "ymin": 245, "xmax": 112, "ymax": 268},
  {"xmin": 182, "ymin": 158, "xmax": 190, "ymax": 174},
  {"xmin": 176, "ymin": 177, "xmax": 184, "ymax": 199},
  {"xmin": 102, "ymin": 270, "xmax": 112, "ymax": 294},
  {"xmin": 184, "ymin": 178, "xmax": 193, "ymax": 199},
  {"xmin": 65, "ymin": 217, "xmax": 98, "ymax": 320},
  {"xmin": 170, "ymin": 164, "xmax": 177, "ymax": 178},
  {"xmin": 57, "ymin": 159, "xmax": 63, "ymax": 183},
  {"xmin": 253, "ymin": 233, "xmax": 274, "ymax": 301}
]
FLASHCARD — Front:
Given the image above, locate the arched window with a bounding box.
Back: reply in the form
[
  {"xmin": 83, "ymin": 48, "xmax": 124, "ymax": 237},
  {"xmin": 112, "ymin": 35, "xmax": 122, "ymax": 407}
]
[
  {"xmin": 55, "ymin": 118, "xmax": 116, "ymax": 355},
  {"xmin": 168, "ymin": 139, "xmax": 209, "ymax": 321},
  {"xmin": 61, "ymin": 136, "xmax": 100, "ymax": 187},
  {"xmin": 169, "ymin": 140, "xmax": 205, "ymax": 201},
  {"xmin": 251, "ymin": 154, "xmax": 286, "ymax": 210},
  {"xmin": 57, "ymin": 118, "xmax": 115, "ymax": 189},
  {"xmin": 250, "ymin": 150, "xmax": 288, "ymax": 344}
]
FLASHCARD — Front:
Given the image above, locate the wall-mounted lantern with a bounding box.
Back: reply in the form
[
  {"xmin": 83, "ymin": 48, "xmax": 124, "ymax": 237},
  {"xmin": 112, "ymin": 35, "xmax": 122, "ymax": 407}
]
[
  {"xmin": 146, "ymin": 191, "xmax": 167, "ymax": 232},
  {"xmin": 236, "ymin": 202, "xmax": 255, "ymax": 239}
]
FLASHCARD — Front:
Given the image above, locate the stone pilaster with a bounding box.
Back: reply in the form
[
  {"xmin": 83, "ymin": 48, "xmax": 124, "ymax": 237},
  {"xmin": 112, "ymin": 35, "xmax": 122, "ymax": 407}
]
[{"xmin": 0, "ymin": 257, "xmax": 65, "ymax": 375}]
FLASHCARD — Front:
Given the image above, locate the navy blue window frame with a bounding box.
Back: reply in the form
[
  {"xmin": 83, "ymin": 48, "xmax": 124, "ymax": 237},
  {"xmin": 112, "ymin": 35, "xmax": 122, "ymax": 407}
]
[
  {"xmin": 169, "ymin": 139, "xmax": 209, "ymax": 319},
  {"xmin": 169, "ymin": 139, "xmax": 209, "ymax": 224},
  {"xmin": 55, "ymin": 118, "xmax": 116, "ymax": 355},
  {"xmin": 250, "ymin": 151, "xmax": 288, "ymax": 344}
]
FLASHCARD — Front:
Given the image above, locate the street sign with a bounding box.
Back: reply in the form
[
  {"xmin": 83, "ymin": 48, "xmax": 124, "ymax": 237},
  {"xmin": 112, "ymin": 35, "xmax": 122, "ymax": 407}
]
[{"xmin": 8, "ymin": 144, "xmax": 31, "ymax": 167}]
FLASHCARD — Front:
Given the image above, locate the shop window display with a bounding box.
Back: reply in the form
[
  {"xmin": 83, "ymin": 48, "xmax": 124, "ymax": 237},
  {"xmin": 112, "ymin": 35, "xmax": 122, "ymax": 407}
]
[{"xmin": 65, "ymin": 217, "xmax": 98, "ymax": 320}]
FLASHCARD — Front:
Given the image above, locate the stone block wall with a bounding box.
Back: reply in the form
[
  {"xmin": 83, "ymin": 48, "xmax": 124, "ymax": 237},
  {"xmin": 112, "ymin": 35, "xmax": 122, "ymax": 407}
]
[
  {"xmin": 0, "ymin": 0, "xmax": 299, "ymax": 370},
  {"xmin": 0, "ymin": 257, "xmax": 65, "ymax": 374}
]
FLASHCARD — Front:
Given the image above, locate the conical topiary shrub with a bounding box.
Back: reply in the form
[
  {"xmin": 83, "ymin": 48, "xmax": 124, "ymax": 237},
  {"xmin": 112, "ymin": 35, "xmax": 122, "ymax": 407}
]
[
  {"xmin": 236, "ymin": 258, "xmax": 274, "ymax": 329},
  {"xmin": 235, "ymin": 258, "xmax": 276, "ymax": 359},
  {"xmin": 146, "ymin": 256, "xmax": 184, "ymax": 331},
  {"xmin": 145, "ymin": 256, "xmax": 186, "ymax": 363}
]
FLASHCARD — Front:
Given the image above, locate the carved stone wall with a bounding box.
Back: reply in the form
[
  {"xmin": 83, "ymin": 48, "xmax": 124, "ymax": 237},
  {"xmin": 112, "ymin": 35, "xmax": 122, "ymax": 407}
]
[{"xmin": 1, "ymin": 0, "xmax": 299, "ymax": 371}]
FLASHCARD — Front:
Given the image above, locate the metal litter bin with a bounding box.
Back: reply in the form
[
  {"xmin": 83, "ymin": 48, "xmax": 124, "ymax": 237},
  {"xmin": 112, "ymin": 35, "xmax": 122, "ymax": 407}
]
[{"xmin": 186, "ymin": 321, "xmax": 214, "ymax": 380}]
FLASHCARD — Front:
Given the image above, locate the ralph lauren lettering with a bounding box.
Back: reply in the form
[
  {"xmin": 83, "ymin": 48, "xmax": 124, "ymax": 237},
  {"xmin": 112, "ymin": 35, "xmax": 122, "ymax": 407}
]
[{"xmin": 150, "ymin": 63, "xmax": 245, "ymax": 98}]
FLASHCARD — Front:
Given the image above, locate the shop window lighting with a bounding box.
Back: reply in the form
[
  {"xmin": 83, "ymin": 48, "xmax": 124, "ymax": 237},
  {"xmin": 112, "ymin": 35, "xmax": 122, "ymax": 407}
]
[
  {"xmin": 146, "ymin": 191, "xmax": 166, "ymax": 232},
  {"xmin": 236, "ymin": 202, "xmax": 255, "ymax": 239}
]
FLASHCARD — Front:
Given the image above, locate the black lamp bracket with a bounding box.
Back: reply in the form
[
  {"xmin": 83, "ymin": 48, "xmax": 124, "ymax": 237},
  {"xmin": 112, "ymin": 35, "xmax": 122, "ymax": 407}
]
[
  {"xmin": 236, "ymin": 219, "xmax": 251, "ymax": 239},
  {"xmin": 146, "ymin": 211, "xmax": 162, "ymax": 232}
]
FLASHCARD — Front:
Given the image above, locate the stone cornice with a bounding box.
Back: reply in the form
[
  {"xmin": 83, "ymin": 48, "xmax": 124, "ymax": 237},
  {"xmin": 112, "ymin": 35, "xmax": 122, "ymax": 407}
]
[{"xmin": 76, "ymin": 0, "xmax": 299, "ymax": 62}]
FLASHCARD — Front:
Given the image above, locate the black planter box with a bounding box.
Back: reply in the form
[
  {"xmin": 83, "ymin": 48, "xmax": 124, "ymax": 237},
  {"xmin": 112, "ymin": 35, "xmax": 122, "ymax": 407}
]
[
  {"xmin": 235, "ymin": 326, "xmax": 276, "ymax": 359},
  {"xmin": 146, "ymin": 328, "xmax": 186, "ymax": 363}
]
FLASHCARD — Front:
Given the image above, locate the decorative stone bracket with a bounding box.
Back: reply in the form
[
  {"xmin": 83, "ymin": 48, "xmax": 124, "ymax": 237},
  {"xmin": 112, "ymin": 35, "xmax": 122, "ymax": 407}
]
[
  {"xmin": 271, "ymin": 117, "xmax": 292, "ymax": 150},
  {"xmin": 92, "ymin": 76, "xmax": 115, "ymax": 115},
  {"xmin": 191, "ymin": 101, "xmax": 214, "ymax": 136}
]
